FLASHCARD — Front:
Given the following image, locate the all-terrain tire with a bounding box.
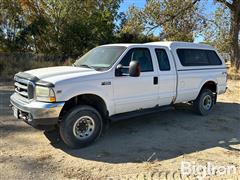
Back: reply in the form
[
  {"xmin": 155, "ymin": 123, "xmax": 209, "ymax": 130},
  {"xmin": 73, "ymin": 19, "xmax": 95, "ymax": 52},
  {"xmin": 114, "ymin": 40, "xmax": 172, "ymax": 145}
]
[
  {"xmin": 59, "ymin": 105, "xmax": 103, "ymax": 148},
  {"xmin": 193, "ymin": 89, "xmax": 215, "ymax": 116}
]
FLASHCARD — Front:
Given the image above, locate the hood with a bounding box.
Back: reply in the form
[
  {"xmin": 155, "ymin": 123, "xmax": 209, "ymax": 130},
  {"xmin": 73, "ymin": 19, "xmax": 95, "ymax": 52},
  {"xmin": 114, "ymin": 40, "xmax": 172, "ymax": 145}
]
[{"xmin": 23, "ymin": 66, "xmax": 101, "ymax": 84}]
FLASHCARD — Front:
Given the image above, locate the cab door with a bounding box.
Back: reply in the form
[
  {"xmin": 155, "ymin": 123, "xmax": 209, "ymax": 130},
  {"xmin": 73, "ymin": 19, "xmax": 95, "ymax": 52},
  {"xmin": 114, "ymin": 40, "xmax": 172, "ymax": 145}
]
[
  {"xmin": 153, "ymin": 47, "xmax": 177, "ymax": 106},
  {"xmin": 112, "ymin": 47, "xmax": 159, "ymax": 114}
]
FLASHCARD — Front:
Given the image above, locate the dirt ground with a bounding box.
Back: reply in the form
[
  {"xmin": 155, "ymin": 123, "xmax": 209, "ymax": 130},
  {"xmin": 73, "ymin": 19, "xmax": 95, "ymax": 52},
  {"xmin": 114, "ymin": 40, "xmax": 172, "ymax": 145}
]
[{"xmin": 0, "ymin": 80, "xmax": 239, "ymax": 180}]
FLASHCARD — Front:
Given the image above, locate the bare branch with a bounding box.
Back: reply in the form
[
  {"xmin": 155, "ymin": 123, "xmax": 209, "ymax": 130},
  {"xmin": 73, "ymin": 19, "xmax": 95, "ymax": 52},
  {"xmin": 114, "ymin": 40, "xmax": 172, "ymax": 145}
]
[
  {"xmin": 216, "ymin": 0, "xmax": 234, "ymax": 10},
  {"xmin": 196, "ymin": 13, "xmax": 222, "ymax": 29},
  {"xmin": 145, "ymin": 0, "xmax": 200, "ymax": 34},
  {"xmin": 146, "ymin": 25, "xmax": 159, "ymax": 35},
  {"xmin": 166, "ymin": 0, "xmax": 200, "ymax": 21}
]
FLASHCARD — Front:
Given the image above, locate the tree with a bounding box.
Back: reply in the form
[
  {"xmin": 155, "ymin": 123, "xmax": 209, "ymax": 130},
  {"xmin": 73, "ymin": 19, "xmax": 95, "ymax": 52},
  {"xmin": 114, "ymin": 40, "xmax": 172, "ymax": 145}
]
[
  {"xmin": 116, "ymin": 6, "xmax": 150, "ymax": 42},
  {"xmin": 0, "ymin": 0, "xmax": 122, "ymax": 56},
  {"xmin": 157, "ymin": 0, "xmax": 203, "ymax": 41},
  {"xmin": 59, "ymin": 0, "xmax": 122, "ymax": 56},
  {"xmin": 203, "ymin": 5, "xmax": 231, "ymax": 56},
  {"xmin": 118, "ymin": 0, "xmax": 202, "ymax": 42},
  {"xmin": 216, "ymin": 0, "xmax": 240, "ymax": 69},
  {"xmin": 0, "ymin": 0, "xmax": 29, "ymax": 51}
]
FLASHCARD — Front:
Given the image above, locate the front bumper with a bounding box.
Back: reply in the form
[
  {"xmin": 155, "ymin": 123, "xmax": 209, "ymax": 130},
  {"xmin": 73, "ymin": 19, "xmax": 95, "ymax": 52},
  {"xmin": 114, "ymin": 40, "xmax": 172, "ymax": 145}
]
[{"xmin": 10, "ymin": 93, "xmax": 65, "ymax": 126}]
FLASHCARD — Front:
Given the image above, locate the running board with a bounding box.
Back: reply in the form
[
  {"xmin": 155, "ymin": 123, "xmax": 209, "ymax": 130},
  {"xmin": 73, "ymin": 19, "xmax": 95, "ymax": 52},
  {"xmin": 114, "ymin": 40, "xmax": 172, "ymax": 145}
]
[{"xmin": 110, "ymin": 105, "xmax": 174, "ymax": 122}]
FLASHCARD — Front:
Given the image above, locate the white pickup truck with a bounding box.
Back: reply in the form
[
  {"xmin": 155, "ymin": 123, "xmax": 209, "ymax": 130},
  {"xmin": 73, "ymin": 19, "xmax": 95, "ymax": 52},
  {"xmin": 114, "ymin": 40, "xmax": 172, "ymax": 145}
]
[{"xmin": 10, "ymin": 41, "xmax": 227, "ymax": 148}]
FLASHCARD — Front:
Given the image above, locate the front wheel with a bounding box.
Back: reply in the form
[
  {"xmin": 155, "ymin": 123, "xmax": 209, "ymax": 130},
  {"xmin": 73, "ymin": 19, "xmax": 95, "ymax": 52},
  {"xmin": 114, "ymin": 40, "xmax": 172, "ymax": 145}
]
[
  {"xmin": 193, "ymin": 89, "xmax": 215, "ymax": 116},
  {"xmin": 59, "ymin": 105, "xmax": 103, "ymax": 148}
]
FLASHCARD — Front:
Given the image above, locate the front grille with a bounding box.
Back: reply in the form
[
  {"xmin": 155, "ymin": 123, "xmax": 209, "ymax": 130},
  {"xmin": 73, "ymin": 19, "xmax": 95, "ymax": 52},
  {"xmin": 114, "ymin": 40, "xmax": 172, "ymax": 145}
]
[{"xmin": 14, "ymin": 77, "xmax": 34, "ymax": 99}]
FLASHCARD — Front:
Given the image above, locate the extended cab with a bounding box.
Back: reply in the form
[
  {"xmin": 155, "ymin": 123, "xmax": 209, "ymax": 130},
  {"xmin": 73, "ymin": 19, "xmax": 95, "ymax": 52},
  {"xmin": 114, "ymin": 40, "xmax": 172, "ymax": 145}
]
[{"xmin": 10, "ymin": 42, "xmax": 227, "ymax": 148}]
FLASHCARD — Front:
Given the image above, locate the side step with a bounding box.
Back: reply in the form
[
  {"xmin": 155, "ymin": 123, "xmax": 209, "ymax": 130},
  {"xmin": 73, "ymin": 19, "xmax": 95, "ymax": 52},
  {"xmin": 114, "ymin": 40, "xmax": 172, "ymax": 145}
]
[{"xmin": 110, "ymin": 105, "xmax": 174, "ymax": 122}]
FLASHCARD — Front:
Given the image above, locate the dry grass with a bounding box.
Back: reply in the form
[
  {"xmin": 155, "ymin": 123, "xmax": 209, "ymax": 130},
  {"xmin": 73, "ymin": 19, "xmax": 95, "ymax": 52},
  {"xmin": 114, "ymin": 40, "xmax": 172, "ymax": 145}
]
[
  {"xmin": 0, "ymin": 56, "xmax": 75, "ymax": 81},
  {"xmin": 227, "ymin": 66, "xmax": 240, "ymax": 80}
]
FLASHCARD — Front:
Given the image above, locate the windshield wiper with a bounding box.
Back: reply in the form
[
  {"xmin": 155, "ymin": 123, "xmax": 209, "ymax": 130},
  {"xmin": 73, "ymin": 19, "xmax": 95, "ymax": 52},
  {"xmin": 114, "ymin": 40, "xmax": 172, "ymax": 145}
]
[{"xmin": 79, "ymin": 64, "xmax": 95, "ymax": 70}]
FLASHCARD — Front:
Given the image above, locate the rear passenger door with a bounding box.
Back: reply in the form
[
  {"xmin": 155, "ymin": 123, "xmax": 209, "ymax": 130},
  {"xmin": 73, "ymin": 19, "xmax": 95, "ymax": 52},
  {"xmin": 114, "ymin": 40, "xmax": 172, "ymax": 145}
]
[{"xmin": 153, "ymin": 47, "xmax": 177, "ymax": 106}]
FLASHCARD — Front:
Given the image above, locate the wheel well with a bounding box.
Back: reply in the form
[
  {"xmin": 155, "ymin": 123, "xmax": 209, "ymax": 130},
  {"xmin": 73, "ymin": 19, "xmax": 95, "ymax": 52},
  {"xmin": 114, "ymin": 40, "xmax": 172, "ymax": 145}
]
[
  {"xmin": 201, "ymin": 81, "xmax": 217, "ymax": 93},
  {"xmin": 199, "ymin": 81, "xmax": 217, "ymax": 103},
  {"xmin": 59, "ymin": 94, "xmax": 108, "ymax": 121}
]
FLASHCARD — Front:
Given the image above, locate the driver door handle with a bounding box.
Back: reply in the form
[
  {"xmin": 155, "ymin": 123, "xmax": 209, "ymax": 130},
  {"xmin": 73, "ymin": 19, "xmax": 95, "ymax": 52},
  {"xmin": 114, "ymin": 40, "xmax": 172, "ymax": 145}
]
[{"xmin": 153, "ymin": 77, "xmax": 158, "ymax": 85}]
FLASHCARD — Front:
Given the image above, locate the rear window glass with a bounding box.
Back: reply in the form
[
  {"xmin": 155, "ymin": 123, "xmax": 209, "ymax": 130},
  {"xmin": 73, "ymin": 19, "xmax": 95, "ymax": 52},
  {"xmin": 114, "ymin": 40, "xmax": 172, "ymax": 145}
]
[
  {"xmin": 155, "ymin": 49, "xmax": 170, "ymax": 71},
  {"xmin": 177, "ymin": 49, "xmax": 222, "ymax": 66},
  {"xmin": 207, "ymin": 50, "xmax": 223, "ymax": 65}
]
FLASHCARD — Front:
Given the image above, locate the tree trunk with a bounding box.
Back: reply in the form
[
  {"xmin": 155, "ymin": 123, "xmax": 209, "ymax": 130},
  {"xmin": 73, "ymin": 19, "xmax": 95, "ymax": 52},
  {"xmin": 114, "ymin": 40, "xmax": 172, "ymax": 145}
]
[{"xmin": 230, "ymin": 1, "xmax": 240, "ymax": 70}]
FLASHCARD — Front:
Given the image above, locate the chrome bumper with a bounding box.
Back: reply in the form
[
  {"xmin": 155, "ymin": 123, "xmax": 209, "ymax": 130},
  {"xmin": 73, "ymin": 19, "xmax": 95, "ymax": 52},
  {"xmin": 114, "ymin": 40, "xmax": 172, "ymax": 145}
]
[{"xmin": 10, "ymin": 93, "xmax": 65, "ymax": 126}]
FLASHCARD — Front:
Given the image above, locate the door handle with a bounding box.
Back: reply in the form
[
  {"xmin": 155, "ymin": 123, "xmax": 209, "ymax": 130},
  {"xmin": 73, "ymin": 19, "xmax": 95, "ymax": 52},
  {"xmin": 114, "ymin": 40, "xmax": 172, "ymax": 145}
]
[{"xmin": 153, "ymin": 77, "xmax": 158, "ymax": 85}]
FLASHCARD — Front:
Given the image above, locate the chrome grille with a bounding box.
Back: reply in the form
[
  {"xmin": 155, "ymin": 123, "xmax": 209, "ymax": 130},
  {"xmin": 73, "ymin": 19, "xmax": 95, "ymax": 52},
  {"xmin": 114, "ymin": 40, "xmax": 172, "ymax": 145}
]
[{"xmin": 14, "ymin": 77, "xmax": 34, "ymax": 99}]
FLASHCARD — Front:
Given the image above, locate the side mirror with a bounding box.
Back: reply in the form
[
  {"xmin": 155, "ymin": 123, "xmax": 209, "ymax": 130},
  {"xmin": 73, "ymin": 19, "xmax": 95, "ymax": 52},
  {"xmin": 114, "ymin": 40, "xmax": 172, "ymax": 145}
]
[
  {"xmin": 129, "ymin": 61, "xmax": 140, "ymax": 77},
  {"xmin": 115, "ymin": 64, "xmax": 124, "ymax": 76}
]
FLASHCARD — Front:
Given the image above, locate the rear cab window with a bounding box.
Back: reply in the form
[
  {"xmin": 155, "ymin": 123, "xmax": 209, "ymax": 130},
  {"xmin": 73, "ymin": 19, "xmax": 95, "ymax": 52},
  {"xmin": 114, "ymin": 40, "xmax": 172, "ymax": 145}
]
[
  {"xmin": 155, "ymin": 49, "xmax": 171, "ymax": 71},
  {"xmin": 176, "ymin": 49, "xmax": 222, "ymax": 66}
]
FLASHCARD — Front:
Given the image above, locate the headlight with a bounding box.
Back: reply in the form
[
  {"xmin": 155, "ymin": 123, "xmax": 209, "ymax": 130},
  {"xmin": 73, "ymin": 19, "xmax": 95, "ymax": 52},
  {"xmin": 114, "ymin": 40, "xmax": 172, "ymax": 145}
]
[{"xmin": 35, "ymin": 86, "xmax": 56, "ymax": 102}]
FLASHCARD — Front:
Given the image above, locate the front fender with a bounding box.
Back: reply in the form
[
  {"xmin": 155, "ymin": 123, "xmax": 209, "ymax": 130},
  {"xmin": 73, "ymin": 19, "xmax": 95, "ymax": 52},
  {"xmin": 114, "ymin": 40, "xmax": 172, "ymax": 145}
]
[{"xmin": 54, "ymin": 82, "xmax": 114, "ymax": 116}]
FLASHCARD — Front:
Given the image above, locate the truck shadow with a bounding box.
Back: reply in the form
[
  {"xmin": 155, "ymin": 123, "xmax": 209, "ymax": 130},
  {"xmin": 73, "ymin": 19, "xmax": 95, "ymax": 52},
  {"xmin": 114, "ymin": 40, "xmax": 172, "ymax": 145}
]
[{"xmin": 44, "ymin": 102, "xmax": 240, "ymax": 164}]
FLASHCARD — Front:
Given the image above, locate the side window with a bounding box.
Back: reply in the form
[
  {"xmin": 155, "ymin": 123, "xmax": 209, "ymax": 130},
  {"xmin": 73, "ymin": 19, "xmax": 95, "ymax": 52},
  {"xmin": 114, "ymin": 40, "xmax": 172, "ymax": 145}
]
[
  {"xmin": 207, "ymin": 50, "xmax": 222, "ymax": 65},
  {"xmin": 177, "ymin": 49, "xmax": 209, "ymax": 66},
  {"xmin": 177, "ymin": 49, "xmax": 223, "ymax": 66},
  {"xmin": 155, "ymin": 49, "xmax": 170, "ymax": 71},
  {"xmin": 120, "ymin": 48, "xmax": 153, "ymax": 72}
]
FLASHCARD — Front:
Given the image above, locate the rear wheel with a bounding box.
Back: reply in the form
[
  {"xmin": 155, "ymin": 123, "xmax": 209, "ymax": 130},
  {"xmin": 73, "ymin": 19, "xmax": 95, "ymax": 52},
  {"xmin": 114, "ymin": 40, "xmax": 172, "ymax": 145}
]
[
  {"xmin": 193, "ymin": 89, "xmax": 215, "ymax": 116},
  {"xmin": 59, "ymin": 105, "xmax": 103, "ymax": 148}
]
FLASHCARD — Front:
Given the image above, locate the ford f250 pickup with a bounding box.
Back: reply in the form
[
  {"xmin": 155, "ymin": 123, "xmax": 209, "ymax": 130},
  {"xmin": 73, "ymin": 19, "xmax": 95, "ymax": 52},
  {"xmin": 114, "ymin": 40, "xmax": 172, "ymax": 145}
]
[{"xmin": 10, "ymin": 41, "xmax": 227, "ymax": 148}]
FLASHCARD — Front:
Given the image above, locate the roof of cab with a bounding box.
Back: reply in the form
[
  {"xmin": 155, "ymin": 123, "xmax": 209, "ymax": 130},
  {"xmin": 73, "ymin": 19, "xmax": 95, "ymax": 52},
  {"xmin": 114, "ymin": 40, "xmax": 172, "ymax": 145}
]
[
  {"xmin": 101, "ymin": 43, "xmax": 138, "ymax": 47},
  {"xmin": 101, "ymin": 41, "xmax": 214, "ymax": 50},
  {"xmin": 145, "ymin": 41, "xmax": 214, "ymax": 49}
]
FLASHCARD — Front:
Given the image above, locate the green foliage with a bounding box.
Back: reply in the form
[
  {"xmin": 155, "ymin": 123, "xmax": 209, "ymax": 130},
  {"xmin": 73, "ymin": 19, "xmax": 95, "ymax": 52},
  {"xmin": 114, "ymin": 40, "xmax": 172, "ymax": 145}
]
[
  {"xmin": 115, "ymin": 6, "xmax": 160, "ymax": 43},
  {"xmin": 0, "ymin": 0, "xmax": 122, "ymax": 56},
  {"xmin": 0, "ymin": 0, "xmax": 28, "ymax": 51},
  {"xmin": 57, "ymin": 0, "xmax": 121, "ymax": 56},
  {"xmin": 159, "ymin": 0, "xmax": 202, "ymax": 42}
]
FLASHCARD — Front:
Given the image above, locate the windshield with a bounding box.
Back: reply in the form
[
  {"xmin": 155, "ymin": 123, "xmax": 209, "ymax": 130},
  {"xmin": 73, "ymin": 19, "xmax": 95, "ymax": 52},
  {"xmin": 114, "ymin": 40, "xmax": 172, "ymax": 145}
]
[{"xmin": 74, "ymin": 46, "xmax": 127, "ymax": 70}]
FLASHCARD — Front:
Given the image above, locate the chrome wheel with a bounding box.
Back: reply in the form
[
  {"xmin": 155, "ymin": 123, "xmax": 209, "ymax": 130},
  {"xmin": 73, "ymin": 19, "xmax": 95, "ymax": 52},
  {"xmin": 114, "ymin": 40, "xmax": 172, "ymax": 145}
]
[
  {"xmin": 202, "ymin": 95, "xmax": 212, "ymax": 110},
  {"xmin": 73, "ymin": 116, "xmax": 95, "ymax": 140}
]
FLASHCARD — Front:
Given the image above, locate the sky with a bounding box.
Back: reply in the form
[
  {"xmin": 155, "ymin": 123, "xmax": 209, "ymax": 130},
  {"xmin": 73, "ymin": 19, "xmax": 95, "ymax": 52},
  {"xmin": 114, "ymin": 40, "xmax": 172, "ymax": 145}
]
[{"xmin": 118, "ymin": 0, "xmax": 219, "ymax": 42}]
